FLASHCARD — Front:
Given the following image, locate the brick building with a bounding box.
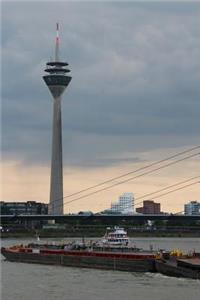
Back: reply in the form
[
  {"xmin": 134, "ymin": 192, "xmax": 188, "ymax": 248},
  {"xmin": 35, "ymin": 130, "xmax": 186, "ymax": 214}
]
[{"xmin": 136, "ymin": 200, "xmax": 161, "ymax": 214}]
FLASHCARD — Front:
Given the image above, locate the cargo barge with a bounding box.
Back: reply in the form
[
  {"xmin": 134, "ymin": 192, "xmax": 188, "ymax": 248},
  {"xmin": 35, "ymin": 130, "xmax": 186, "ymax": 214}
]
[
  {"xmin": 1, "ymin": 245, "xmax": 156, "ymax": 272},
  {"xmin": 155, "ymin": 256, "xmax": 200, "ymax": 279},
  {"xmin": 2, "ymin": 244, "xmax": 200, "ymax": 279},
  {"xmin": 1, "ymin": 227, "xmax": 199, "ymax": 279},
  {"xmin": 1, "ymin": 227, "xmax": 157, "ymax": 272}
]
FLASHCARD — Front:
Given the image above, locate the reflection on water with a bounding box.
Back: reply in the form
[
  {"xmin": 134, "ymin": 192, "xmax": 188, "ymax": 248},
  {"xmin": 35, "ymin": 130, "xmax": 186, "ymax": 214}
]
[{"xmin": 1, "ymin": 238, "xmax": 200, "ymax": 300}]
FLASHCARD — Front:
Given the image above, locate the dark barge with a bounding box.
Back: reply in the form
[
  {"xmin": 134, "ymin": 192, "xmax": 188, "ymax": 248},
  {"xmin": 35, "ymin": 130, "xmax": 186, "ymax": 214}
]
[
  {"xmin": 155, "ymin": 257, "xmax": 200, "ymax": 280},
  {"xmin": 1, "ymin": 246, "xmax": 156, "ymax": 273},
  {"xmin": 1, "ymin": 245, "xmax": 200, "ymax": 279}
]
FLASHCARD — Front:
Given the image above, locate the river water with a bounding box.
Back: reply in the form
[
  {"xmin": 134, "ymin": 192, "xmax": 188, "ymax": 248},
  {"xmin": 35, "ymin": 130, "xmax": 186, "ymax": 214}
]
[{"xmin": 1, "ymin": 237, "xmax": 200, "ymax": 300}]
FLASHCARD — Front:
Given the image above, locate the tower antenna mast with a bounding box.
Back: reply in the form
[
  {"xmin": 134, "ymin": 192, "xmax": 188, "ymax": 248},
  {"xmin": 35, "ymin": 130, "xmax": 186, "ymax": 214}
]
[{"xmin": 55, "ymin": 22, "xmax": 59, "ymax": 62}]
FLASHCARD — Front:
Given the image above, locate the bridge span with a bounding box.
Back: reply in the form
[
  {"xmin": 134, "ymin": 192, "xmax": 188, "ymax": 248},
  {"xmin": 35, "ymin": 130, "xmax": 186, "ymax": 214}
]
[{"xmin": 1, "ymin": 214, "xmax": 200, "ymax": 224}]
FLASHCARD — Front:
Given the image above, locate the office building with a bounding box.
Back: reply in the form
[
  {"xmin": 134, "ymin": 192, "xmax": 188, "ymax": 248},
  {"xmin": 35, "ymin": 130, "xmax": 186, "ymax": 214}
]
[
  {"xmin": 110, "ymin": 193, "xmax": 134, "ymax": 214},
  {"xmin": 0, "ymin": 201, "xmax": 48, "ymax": 215},
  {"xmin": 184, "ymin": 201, "xmax": 200, "ymax": 215}
]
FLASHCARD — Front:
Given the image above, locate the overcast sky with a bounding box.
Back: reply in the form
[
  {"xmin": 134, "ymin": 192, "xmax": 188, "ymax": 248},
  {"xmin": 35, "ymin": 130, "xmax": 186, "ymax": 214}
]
[{"xmin": 1, "ymin": 1, "xmax": 200, "ymax": 212}]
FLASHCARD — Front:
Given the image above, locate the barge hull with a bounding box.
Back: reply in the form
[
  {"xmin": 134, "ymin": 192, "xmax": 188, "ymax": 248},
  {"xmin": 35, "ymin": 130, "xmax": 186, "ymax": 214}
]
[
  {"xmin": 155, "ymin": 260, "xmax": 200, "ymax": 280},
  {"xmin": 1, "ymin": 248, "xmax": 155, "ymax": 272}
]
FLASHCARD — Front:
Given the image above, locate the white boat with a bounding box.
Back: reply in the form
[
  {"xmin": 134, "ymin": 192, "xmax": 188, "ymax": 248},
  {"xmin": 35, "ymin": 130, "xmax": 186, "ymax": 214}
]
[{"xmin": 101, "ymin": 227, "xmax": 130, "ymax": 247}]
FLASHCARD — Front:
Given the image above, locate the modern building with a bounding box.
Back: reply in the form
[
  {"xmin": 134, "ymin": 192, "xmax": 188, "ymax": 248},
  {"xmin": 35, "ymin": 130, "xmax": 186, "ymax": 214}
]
[
  {"xmin": 43, "ymin": 23, "xmax": 72, "ymax": 215},
  {"xmin": 110, "ymin": 193, "xmax": 134, "ymax": 214},
  {"xmin": 136, "ymin": 200, "xmax": 161, "ymax": 214},
  {"xmin": 0, "ymin": 201, "xmax": 48, "ymax": 215},
  {"xmin": 184, "ymin": 201, "xmax": 200, "ymax": 215}
]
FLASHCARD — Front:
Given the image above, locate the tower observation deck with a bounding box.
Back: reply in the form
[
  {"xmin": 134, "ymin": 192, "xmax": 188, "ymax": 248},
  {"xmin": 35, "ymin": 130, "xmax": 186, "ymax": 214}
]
[{"xmin": 43, "ymin": 23, "xmax": 72, "ymax": 215}]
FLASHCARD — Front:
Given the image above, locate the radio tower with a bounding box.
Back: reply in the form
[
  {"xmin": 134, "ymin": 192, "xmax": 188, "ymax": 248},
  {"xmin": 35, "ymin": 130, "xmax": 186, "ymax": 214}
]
[{"xmin": 43, "ymin": 23, "xmax": 72, "ymax": 215}]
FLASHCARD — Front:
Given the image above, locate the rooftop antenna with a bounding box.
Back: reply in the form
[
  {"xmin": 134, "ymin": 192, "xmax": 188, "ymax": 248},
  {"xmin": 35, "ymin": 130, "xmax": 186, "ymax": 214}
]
[{"xmin": 55, "ymin": 22, "xmax": 59, "ymax": 62}]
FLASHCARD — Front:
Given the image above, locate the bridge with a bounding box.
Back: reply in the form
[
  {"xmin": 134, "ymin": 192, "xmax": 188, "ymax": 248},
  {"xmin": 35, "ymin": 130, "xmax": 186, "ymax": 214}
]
[{"xmin": 1, "ymin": 214, "xmax": 200, "ymax": 224}]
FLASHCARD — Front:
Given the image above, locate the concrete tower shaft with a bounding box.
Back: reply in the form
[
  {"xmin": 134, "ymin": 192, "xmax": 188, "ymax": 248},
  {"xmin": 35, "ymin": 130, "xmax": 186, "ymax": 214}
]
[{"xmin": 43, "ymin": 24, "xmax": 72, "ymax": 215}]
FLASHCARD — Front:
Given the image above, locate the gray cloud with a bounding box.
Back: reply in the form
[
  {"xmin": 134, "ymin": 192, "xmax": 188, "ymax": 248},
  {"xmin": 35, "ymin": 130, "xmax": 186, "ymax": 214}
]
[{"xmin": 2, "ymin": 1, "xmax": 200, "ymax": 167}]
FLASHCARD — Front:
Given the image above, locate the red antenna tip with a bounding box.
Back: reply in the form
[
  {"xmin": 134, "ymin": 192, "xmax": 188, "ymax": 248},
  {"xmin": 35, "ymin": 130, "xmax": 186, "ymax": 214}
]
[{"xmin": 56, "ymin": 22, "xmax": 59, "ymax": 45}]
